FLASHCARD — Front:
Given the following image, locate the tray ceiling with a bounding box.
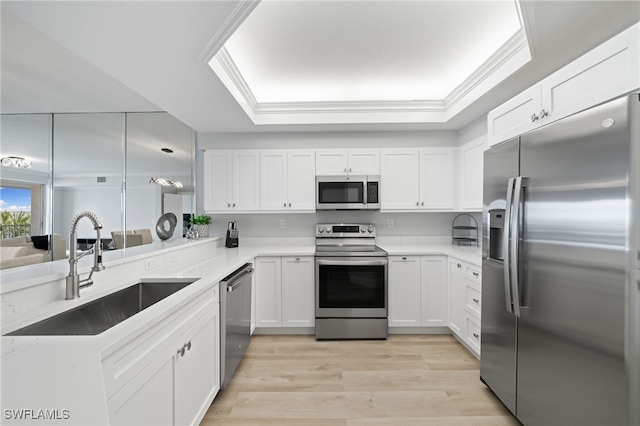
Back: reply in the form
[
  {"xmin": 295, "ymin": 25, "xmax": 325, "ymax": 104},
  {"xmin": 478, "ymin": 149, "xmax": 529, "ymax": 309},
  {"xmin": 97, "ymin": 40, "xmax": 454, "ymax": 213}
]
[{"xmin": 207, "ymin": 0, "xmax": 529, "ymax": 125}]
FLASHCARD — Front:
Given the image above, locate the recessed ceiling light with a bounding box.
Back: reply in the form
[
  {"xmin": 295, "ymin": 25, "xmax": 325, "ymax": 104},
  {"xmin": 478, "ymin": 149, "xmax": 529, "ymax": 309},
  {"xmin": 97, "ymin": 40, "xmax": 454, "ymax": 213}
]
[{"xmin": 161, "ymin": 148, "xmax": 174, "ymax": 154}]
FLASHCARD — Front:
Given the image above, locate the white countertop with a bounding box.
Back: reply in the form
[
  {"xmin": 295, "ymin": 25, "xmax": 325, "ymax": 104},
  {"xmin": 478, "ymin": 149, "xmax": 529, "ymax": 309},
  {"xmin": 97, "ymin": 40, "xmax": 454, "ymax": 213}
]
[{"xmin": 378, "ymin": 243, "xmax": 481, "ymax": 265}]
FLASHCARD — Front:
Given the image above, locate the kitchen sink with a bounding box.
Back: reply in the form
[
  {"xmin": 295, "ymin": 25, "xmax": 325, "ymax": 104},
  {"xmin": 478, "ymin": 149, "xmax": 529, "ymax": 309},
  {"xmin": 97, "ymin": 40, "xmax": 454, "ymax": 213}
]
[{"xmin": 6, "ymin": 278, "xmax": 198, "ymax": 336}]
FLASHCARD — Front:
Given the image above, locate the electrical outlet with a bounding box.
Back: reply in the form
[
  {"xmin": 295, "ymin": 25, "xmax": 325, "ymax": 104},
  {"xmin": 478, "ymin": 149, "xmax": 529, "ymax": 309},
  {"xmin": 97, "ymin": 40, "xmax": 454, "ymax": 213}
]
[
  {"xmin": 280, "ymin": 219, "xmax": 286, "ymax": 229},
  {"xmin": 145, "ymin": 259, "xmax": 157, "ymax": 270},
  {"xmin": 387, "ymin": 218, "xmax": 394, "ymax": 228}
]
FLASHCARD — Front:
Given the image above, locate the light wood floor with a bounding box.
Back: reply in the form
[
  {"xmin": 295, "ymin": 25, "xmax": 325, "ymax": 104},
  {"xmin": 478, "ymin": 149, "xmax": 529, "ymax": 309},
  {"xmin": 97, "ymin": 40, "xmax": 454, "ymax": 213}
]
[{"xmin": 201, "ymin": 334, "xmax": 520, "ymax": 426}]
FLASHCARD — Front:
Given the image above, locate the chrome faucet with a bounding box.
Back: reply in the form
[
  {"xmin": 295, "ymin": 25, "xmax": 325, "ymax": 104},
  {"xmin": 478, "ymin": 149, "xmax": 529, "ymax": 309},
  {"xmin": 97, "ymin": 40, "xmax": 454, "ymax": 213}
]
[{"xmin": 66, "ymin": 211, "xmax": 105, "ymax": 300}]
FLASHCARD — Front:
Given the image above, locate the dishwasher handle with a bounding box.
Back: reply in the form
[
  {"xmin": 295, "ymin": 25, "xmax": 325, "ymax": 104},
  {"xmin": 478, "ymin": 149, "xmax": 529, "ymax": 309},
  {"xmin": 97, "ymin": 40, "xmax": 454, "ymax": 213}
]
[{"xmin": 224, "ymin": 266, "xmax": 254, "ymax": 292}]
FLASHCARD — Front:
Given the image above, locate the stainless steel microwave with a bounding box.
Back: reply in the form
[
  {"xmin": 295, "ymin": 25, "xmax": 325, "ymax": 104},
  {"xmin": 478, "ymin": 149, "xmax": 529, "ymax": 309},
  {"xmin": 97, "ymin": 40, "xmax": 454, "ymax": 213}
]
[{"xmin": 316, "ymin": 175, "xmax": 380, "ymax": 210}]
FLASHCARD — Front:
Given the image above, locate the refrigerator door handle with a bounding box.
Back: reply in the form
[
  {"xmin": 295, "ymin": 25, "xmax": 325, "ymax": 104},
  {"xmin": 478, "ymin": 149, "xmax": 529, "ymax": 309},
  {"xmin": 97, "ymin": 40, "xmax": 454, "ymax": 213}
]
[
  {"xmin": 510, "ymin": 176, "xmax": 525, "ymax": 317},
  {"xmin": 503, "ymin": 177, "xmax": 516, "ymax": 314}
]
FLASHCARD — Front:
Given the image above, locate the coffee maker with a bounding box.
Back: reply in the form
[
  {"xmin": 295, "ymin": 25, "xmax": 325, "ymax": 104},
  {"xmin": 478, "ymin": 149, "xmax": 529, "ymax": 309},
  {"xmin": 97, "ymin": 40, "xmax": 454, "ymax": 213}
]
[{"xmin": 225, "ymin": 221, "xmax": 239, "ymax": 248}]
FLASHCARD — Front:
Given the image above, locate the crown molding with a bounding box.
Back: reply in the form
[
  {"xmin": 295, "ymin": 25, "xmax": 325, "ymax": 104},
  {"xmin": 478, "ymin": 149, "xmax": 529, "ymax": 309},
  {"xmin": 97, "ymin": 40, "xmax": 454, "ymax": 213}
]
[{"xmin": 198, "ymin": 0, "xmax": 261, "ymax": 63}]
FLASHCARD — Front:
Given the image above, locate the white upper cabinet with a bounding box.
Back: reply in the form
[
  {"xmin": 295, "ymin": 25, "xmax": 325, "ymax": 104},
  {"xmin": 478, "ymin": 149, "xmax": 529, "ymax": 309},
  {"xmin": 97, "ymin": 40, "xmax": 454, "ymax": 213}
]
[
  {"xmin": 488, "ymin": 22, "xmax": 639, "ymax": 146},
  {"xmin": 381, "ymin": 148, "xmax": 455, "ymax": 211},
  {"xmin": 204, "ymin": 150, "xmax": 260, "ymax": 212},
  {"xmin": 458, "ymin": 136, "xmax": 487, "ymax": 211},
  {"xmin": 419, "ymin": 148, "xmax": 456, "ymax": 209},
  {"xmin": 260, "ymin": 150, "xmax": 315, "ymax": 212},
  {"xmin": 316, "ymin": 149, "xmax": 380, "ymax": 175},
  {"xmin": 380, "ymin": 148, "xmax": 420, "ymax": 210}
]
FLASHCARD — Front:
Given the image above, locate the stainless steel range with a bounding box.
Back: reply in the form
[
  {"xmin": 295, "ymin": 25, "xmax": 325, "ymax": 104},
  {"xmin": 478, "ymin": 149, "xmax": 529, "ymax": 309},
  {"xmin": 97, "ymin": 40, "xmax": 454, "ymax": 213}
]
[{"xmin": 315, "ymin": 223, "xmax": 388, "ymax": 340}]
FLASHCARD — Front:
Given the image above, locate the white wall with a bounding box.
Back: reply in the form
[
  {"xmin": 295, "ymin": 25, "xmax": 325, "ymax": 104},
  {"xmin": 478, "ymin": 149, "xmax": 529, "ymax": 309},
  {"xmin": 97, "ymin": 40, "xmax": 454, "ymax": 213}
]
[{"xmin": 457, "ymin": 116, "xmax": 487, "ymax": 146}]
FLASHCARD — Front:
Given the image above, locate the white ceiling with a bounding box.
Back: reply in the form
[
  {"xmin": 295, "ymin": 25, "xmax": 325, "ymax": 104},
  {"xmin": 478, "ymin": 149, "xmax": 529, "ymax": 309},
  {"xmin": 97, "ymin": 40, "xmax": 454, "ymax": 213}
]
[{"xmin": 1, "ymin": 1, "xmax": 639, "ymax": 133}]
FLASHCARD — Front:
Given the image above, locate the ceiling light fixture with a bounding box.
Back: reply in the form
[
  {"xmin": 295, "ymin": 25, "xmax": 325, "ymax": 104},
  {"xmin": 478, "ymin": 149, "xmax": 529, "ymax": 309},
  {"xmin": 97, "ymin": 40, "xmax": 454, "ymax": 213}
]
[
  {"xmin": 149, "ymin": 177, "xmax": 183, "ymax": 188},
  {"xmin": 1, "ymin": 156, "xmax": 32, "ymax": 168}
]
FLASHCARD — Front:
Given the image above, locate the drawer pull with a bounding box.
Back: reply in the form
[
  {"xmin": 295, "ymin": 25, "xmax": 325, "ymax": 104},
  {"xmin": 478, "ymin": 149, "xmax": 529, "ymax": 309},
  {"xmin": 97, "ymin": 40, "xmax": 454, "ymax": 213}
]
[
  {"xmin": 473, "ymin": 298, "xmax": 480, "ymax": 304},
  {"xmin": 402, "ymin": 257, "xmax": 407, "ymax": 260},
  {"xmin": 472, "ymin": 272, "xmax": 479, "ymax": 277},
  {"xmin": 473, "ymin": 333, "xmax": 480, "ymax": 339}
]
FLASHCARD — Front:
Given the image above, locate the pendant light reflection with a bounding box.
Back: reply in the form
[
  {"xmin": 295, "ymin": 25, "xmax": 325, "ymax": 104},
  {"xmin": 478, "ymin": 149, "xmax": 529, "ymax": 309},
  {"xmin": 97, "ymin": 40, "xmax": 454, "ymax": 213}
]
[{"xmin": 149, "ymin": 177, "xmax": 183, "ymax": 188}]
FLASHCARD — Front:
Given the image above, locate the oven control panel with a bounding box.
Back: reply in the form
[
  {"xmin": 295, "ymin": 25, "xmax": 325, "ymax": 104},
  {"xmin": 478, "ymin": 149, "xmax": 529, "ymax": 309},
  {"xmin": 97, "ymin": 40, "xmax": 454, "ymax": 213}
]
[{"xmin": 316, "ymin": 223, "xmax": 376, "ymax": 237}]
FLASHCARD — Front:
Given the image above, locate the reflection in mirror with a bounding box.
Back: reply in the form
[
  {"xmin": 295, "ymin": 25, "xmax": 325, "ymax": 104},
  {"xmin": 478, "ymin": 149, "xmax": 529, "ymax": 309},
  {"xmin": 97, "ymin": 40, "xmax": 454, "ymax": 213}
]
[
  {"xmin": 53, "ymin": 113, "xmax": 124, "ymax": 254},
  {"xmin": 0, "ymin": 114, "xmax": 54, "ymax": 269},
  {"xmin": 0, "ymin": 111, "xmax": 195, "ymax": 272},
  {"xmin": 125, "ymin": 112, "xmax": 193, "ymax": 247}
]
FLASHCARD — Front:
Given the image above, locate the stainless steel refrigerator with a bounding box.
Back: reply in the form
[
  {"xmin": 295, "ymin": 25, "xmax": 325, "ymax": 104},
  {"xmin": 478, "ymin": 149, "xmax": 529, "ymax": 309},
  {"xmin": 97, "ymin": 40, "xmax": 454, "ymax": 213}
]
[{"xmin": 481, "ymin": 94, "xmax": 640, "ymax": 425}]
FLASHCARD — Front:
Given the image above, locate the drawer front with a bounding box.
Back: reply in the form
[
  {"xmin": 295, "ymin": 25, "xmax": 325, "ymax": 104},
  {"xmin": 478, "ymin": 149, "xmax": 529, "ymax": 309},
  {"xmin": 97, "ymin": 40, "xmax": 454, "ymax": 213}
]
[
  {"xmin": 465, "ymin": 284, "xmax": 481, "ymax": 319},
  {"xmin": 464, "ymin": 264, "xmax": 481, "ymax": 284},
  {"xmin": 465, "ymin": 314, "xmax": 481, "ymax": 355},
  {"xmin": 102, "ymin": 287, "xmax": 216, "ymax": 399}
]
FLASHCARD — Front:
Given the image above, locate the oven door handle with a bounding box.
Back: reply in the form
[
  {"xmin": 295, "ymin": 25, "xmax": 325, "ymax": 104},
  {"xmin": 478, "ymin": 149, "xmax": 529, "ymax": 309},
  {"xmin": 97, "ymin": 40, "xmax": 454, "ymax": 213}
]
[{"xmin": 316, "ymin": 258, "xmax": 388, "ymax": 266}]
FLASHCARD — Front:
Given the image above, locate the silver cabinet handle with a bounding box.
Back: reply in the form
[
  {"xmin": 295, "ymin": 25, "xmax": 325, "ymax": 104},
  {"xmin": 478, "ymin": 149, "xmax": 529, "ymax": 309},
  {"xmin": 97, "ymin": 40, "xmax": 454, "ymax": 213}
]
[
  {"xmin": 227, "ymin": 203, "xmax": 231, "ymax": 208},
  {"xmin": 349, "ymin": 168, "xmax": 352, "ymax": 172},
  {"xmin": 186, "ymin": 340, "xmax": 192, "ymax": 351},
  {"xmin": 531, "ymin": 113, "xmax": 539, "ymax": 122},
  {"xmin": 178, "ymin": 346, "xmax": 186, "ymax": 357},
  {"xmin": 540, "ymin": 109, "xmax": 548, "ymax": 119},
  {"xmin": 473, "ymin": 298, "xmax": 480, "ymax": 304},
  {"xmin": 344, "ymin": 168, "xmax": 347, "ymax": 173},
  {"xmin": 283, "ymin": 203, "xmax": 286, "ymax": 207},
  {"xmin": 295, "ymin": 257, "xmax": 300, "ymax": 261},
  {"xmin": 416, "ymin": 201, "xmax": 419, "ymax": 206},
  {"xmin": 289, "ymin": 203, "xmax": 291, "ymax": 207},
  {"xmin": 402, "ymin": 257, "xmax": 407, "ymax": 260},
  {"xmin": 472, "ymin": 272, "xmax": 479, "ymax": 277},
  {"xmin": 421, "ymin": 202, "xmax": 424, "ymax": 206},
  {"xmin": 473, "ymin": 333, "xmax": 480, "ymax": 339},
  {"xmin": 232, "ymin": 203, "xmax": 236, "ymax": 207},
  {"xmin": 457, "ymin": 263, "xmax": 462, "ymax": 268}
]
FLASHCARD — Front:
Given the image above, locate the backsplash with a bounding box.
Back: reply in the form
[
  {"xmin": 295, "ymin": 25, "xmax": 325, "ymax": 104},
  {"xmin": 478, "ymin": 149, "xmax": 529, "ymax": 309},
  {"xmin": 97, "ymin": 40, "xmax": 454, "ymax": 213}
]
[{"xmin": 208, "ymin": 211, "xmax": 481, "ymax": 240}]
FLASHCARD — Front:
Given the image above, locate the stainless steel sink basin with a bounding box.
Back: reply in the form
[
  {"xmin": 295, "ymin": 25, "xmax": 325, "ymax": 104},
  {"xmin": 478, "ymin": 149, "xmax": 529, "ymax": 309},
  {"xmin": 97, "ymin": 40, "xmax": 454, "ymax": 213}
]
[{"xmin": 6, "ymin": 278, "xmax": 198, "ymax": 336}]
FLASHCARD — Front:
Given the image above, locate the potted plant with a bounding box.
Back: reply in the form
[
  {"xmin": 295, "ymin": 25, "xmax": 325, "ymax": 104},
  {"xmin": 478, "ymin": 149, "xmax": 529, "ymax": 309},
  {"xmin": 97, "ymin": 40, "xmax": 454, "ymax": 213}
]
[{"xmin": 190, "ymin": 214, "xmax": 211, "ymax": 238}]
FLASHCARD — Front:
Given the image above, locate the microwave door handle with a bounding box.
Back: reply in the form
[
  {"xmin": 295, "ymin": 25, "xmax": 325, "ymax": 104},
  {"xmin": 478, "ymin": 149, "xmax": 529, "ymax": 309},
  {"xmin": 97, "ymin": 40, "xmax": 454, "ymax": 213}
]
[
  {"xmin": 363, "ymin": 181, "xmax": 368, "ymax": 206},
  {"xmin": 503, "ymin": 178, "xmax": 515, "ymax": 315}
]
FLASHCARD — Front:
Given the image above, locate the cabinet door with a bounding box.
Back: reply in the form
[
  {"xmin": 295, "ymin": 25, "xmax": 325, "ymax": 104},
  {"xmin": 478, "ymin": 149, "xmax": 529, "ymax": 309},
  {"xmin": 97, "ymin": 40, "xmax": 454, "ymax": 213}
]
[
  {"xmin": 541, "ymin": 23, "xmax": 639, "ymax": 128},
  {"xmin": 255, "ymin": 257, "xmax": 282, "ymax": 327},
  {"xmin": 316, "ymin": 150, "xmax": 348, "ymax": 175},
  {"xmin": 380, "ymin": 149, "xmax": 420, "ymax": 210},
  {"xmin": 232, "ymin": 150, "xmax": 260, "ymax": 211},
  {"xmin": 260, "ymin": 150, "xmax": 288, "ymax": 210},
  {"xmin": 419, "ymin": 148, "xmax": 455, "ymax": 209},
  {"xmin": 421, "ymin": 256, "xmax": 448, "ymax": 327},
  {"xmin": 388, "ymin": 256, "xmax": 421, "ymax": 327},
  {"xmin": 348, "ymin": 149, "xmax": 380, "ymax": 175},
  {"xmin": 459, "ymin": 137, "xmax": 487, "ymax": 211},
  {"xmin": 203, "ymin": 150, "xmax": 232, "ymax": 212},
  {"xmin": 108, "ymin": 354, "xmax": 174, "ymax": 425},
  {"xmin": 175, "ymin": 310, "xmax": 219, "ymax": 426},
  {"xmin": 487, "ymin": 85, "xmax": 541, "ymax": 147},
  {"xmin": 281, "ymin": 256, "xmax": 315, "ymax": 327},
  {"xmin": 448, "ymin": 260, "xmax": 467, "ymax": 338},
  {"xmin": 287, "ymin": 150, "xmax": 316, "ymax": 211}
]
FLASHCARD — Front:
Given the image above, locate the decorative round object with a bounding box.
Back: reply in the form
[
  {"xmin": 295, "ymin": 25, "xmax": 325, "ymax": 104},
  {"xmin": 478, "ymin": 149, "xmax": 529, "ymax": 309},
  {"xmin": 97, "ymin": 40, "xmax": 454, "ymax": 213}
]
[
  {"xmin": 156, "ymin": 212, "xmax": 177, "ymax": 240},
  {"xmin": 194, "ymin": 224, "xmax": 209, "ymax": 238}
]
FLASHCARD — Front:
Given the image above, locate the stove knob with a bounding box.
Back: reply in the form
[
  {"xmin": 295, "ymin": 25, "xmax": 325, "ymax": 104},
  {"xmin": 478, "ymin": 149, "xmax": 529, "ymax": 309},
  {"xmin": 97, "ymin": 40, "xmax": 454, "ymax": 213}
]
[
  {"xmin": 325, "ymin": 226, "xmax": 331, "ymax": 233},
  {"xmin": 318, "ymin": 227, "xmax": 324, "ymax": 233},
  {"xmin": 368, "ymin": 225, "xmax": 374, "ymax": 233},
  {"xmin": 360, "ymin": 226, "xmax": 366, "ymax": 233}
]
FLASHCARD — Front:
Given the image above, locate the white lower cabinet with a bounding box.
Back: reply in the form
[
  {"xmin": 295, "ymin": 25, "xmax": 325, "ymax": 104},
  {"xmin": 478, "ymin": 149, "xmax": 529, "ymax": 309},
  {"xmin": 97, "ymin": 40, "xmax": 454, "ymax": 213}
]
[
  {"xmin": 104, "ymin": 286, "xmax": 220, "ymax": 426},
  {"xmin": 448, "ymin": 258, "xmax": 482, "ymax": 357},
  {"xmin": 388, "ymin": 255, "xmax": 447, "ymax": 328},
  {"xmin": 255, "ymin": 256, "xmax": 315, "ymax": 328}
]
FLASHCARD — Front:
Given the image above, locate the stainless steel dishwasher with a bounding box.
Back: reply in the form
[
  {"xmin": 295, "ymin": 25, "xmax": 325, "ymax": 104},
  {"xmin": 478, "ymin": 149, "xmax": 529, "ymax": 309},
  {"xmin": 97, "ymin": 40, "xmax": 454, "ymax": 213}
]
[{"xmin": 220, "ymin": 263, "xmax": 253, "ymax": 389}]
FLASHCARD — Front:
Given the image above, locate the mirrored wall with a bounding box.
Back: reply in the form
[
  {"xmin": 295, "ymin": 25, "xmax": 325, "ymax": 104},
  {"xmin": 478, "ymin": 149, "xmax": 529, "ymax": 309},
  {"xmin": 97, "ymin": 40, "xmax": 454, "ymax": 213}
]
[{"xmin": 0, "ymin": 112, "xmax": 194, "ymax": 271}]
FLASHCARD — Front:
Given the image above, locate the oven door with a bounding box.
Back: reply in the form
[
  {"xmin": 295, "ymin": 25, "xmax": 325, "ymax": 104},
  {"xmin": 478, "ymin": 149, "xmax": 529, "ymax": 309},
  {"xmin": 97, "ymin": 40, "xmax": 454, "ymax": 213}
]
[
  {"xmin": 315, "ymin": 256, "xmax": 388, "ymax": 318},
  {"xmin": 316, "ymin": 176, "xmax": 367, "ymax": 210}
]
